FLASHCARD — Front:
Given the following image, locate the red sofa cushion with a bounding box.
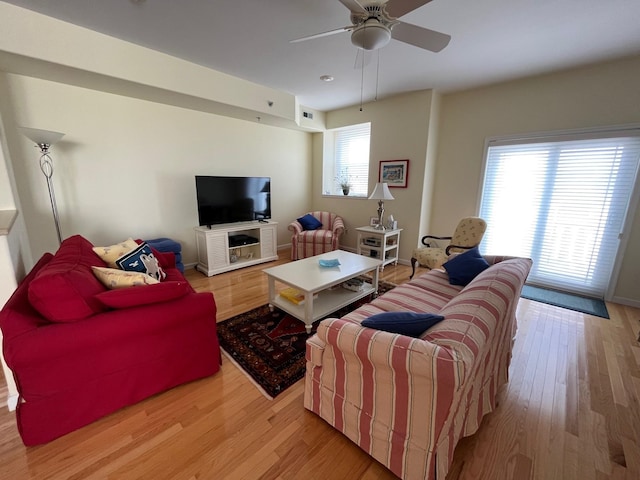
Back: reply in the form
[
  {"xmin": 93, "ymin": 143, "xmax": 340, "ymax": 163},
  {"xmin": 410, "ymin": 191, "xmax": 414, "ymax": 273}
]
[
  {"xmin": 28, "ymin": 235, "xmax": 108, "ymax": 322},
  {"xmin": 94, "ymin": 281, "xmax": 190, "ymax": 309}
]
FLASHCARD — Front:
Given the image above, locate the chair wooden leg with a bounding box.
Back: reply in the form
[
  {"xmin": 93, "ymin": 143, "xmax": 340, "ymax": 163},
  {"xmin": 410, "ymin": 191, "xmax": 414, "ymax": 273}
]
[{"xmin": 410, "ymin": 257, "xmax": 418, "ymax": 279}]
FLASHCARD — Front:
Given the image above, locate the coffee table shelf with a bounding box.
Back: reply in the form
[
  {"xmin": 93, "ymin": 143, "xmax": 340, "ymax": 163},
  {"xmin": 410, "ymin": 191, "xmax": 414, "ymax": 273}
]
[
  {"xmin": 263, "ymin": 250, "xmax": 382, "ymax": 333},
  {"xmin": 272, "ymin": 281, "xmax": 375, "ymax": 325}
]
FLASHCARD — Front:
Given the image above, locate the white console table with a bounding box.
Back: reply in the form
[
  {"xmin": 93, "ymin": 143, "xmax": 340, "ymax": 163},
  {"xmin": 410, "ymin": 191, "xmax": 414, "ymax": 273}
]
[
  {"xmin": 195, "ymin": 221, "xmax": 278, "ymax": 276},
  {"xmin": 356, "ymin": 226, "xmax": 402, "ymax": 270}
]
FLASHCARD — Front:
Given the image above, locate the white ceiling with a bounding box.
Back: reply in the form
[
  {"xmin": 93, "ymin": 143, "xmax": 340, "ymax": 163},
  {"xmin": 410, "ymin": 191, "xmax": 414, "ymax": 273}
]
[{"xmin": 3, "ymin": 0, "xmax": 640, "ymax": 112}]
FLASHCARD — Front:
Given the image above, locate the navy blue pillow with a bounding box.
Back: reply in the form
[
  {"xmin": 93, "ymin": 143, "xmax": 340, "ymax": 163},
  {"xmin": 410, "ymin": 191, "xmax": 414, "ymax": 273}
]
[
  {"xmin": 443, "ymin": 246, "xmax": 490, "ymax": 286},
  {"xmin": 361, "ymin": 312, "xmax": 445, "ymax": 337},
  {"xmin": 297, "ymin": 214, "xmax": 323, "ymax": 231}
]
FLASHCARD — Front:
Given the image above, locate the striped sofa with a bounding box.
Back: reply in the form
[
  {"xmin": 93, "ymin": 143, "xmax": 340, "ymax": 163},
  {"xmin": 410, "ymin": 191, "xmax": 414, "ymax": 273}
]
[{"xmin": 304, "ymin": 255, "xmax": 532, "ymax": 480}]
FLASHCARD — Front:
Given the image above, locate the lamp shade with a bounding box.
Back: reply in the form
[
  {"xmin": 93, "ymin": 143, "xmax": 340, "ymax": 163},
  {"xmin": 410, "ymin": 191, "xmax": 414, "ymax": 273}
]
[
  {"xmin": 368, "ymin": 183, "xmax": 395, "ymax": 200},
  {"xmin": 351, "ymin": 19, "xmax": 392, "ymax": 51},
  {"xmin": 19, "ymin": 127, "xmax": 65, "ymax": 147}
]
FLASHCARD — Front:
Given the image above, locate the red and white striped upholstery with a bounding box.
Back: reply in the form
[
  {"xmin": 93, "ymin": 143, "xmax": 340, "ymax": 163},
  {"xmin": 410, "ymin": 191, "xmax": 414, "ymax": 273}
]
[
  {"xmin": 304, "ymin": 255, "xmax": 532, "ymax": 480},
  {"xmin": 288, "ymin": 211, "xmax": 345, "ymax": 260}
]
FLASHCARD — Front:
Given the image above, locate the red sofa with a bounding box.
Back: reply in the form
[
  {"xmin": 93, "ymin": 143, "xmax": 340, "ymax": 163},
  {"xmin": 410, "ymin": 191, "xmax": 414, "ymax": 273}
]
[{"xmin": 0, "ymin": 235, "xmax": 221, "ymax": 445}]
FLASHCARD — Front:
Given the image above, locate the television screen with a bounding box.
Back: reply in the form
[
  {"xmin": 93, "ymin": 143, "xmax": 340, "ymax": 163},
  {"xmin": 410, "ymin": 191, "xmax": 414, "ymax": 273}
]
[{"xmin": 195, "ymin": 176, "xmax": 271, "ymax": 226}]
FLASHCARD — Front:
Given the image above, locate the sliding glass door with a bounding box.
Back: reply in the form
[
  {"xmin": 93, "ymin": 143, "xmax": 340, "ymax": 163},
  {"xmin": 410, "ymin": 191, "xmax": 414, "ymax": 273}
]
[{"xmin": 479, "ymin": 131, "xmax": 640, "ymax": 298}]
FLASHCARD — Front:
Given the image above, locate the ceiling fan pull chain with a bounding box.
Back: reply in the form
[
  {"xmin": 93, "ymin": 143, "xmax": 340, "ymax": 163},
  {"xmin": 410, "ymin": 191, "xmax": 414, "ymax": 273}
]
[
  {"xmin": 375, "ymin": 49, "xmax": 380, "ymax": 101},
  {"xmin": 360, "ymin": 47, "xmax": 365, "ymax": 111}
]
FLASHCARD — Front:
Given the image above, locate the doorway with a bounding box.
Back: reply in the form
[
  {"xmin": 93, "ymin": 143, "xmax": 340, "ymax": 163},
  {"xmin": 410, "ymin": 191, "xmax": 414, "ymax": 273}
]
[{"xmin": 479, "ymin": 130, "xmax": 640, "ymax": 298}]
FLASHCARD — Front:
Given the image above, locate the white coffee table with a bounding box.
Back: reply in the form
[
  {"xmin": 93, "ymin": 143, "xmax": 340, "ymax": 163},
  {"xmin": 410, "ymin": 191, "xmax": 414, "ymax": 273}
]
[{"xmin": 263, "ymin": 250, "xmax": 382, "ymax": 333}]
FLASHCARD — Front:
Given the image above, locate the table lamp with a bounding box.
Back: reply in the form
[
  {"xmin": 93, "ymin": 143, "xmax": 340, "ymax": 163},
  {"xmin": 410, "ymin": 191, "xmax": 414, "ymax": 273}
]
[{"xmin": 368, "ymin": 182, "xmax": 394, "ymax": 230}]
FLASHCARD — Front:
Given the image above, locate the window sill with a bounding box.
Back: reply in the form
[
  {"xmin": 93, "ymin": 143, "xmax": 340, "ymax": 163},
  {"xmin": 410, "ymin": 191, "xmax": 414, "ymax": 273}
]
[{"xmin": 322, "ymin": 194, "xmax": 367, "ymax": 199}]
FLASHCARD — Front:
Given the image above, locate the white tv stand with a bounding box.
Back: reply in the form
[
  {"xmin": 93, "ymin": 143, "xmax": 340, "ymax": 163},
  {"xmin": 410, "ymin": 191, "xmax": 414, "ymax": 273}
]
[{"xmin": 195, "ymin": 221, "xmax": 278, "ymax": 276}]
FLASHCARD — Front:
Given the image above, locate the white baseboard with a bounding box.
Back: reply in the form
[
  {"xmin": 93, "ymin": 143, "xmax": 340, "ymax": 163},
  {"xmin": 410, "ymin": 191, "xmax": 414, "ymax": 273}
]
[
  {"xmin": 610, "ymin": 296, "xmax": 640, "ymax": 308},
  {"xmin": 184, "ymin": 247, "xmax": 411, "ymax": 270},
  {"xmin": 278, "ymin": 243, "xmax": 291, "ymax": 253}
]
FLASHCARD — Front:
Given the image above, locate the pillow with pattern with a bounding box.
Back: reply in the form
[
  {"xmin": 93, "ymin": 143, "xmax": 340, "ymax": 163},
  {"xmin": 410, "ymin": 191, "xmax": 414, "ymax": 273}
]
[
  {"xmin": 92, "ymin": 238, "xmax": 139, "ymax": 267},
  {"xmin": 115, "ymin": 242, "xmax": 166, "ymax": 281},
  {"xmin": 92, "ymin": 266, "xmax": 160, "ymax": 289}
]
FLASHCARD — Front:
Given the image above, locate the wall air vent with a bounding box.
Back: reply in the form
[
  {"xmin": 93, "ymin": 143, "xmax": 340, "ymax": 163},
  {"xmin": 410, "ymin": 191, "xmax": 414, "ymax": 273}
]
[{"xmin": 303, "ymin": 111, "xmax": 314, "ymax": 120}]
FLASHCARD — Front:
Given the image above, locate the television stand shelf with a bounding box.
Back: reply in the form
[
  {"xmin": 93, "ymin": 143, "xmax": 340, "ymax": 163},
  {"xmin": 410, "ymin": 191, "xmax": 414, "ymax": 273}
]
[{"xmin": 195, "ymin": 221, "xmax": 278, "ymax": 276}]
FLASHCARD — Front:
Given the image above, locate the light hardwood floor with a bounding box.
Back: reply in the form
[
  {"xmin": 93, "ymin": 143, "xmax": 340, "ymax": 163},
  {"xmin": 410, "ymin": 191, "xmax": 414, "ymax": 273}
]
[{"xmin": 1, "ymin": 252, "xmax": 639, "ymax": 479}]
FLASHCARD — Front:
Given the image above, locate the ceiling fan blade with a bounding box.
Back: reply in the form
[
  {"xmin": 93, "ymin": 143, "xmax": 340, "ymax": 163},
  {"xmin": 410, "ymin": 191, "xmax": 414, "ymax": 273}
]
[
  {"xmin": 338, "ymin": 0, "xmax": 368, "ymax": 15},
  {"xmin": 391, "ymin": 21, "xmax": 451, "ymax": 52},
  {"xmin": 385, "ymin": 0, "xmax": 434, "ymax": 19},
  {"xmin": 290, "ymin": 25, "xmax": 354, "ymax": 43}
]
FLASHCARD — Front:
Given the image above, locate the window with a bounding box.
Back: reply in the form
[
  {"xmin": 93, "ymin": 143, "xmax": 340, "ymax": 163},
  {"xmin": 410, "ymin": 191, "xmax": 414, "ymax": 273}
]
[
  {"xmin": 479, "ymin": 130, "xmax": 640, "ymax": 298},
  {"xmin": 323, "ymin": 123, "xmax": 371, "ymax": 196}
]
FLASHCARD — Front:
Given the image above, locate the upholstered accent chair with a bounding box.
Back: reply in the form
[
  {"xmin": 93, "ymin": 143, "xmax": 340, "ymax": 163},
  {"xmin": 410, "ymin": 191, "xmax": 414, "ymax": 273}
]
[
  {"xmin": 410, "ymin": 217, "xmax": 487, "ymax": 278},
  {"xmin": 288, "ymin": 211, "xmax": 345, "ymax": 260}
]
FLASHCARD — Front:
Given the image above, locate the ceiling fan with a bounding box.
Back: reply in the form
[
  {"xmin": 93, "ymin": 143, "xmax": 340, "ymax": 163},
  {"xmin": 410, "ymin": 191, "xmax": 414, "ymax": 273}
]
[{"xmin": 291, "ymin": 0, "xmax": 451, "ymax": 53}]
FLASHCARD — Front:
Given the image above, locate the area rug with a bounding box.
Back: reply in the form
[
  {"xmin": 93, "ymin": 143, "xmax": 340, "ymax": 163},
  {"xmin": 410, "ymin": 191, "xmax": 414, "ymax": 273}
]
[
  {"xmin": 217, "ymin": 279, "xmax": 396, "ymax": 399},
  {"xmin": 521, "ymin": 284, "xmax": 609, "ymax": 319}
]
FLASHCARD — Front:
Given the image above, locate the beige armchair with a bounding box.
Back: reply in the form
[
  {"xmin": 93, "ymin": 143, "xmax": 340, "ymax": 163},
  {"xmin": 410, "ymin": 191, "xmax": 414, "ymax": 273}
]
[
  {"xmin": 288, "ymin": 211, "xmax": 345, "ymax": 260},
  {"xmin": 410, "ymin": 217, "xmax": 487, "ymax": 278}
]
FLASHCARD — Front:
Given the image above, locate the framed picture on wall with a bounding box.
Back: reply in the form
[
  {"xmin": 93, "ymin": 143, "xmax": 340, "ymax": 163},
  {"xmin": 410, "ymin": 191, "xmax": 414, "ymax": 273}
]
[{"xmin": 379, "ymin": 159, "xmax": 409, "ymax": 188}]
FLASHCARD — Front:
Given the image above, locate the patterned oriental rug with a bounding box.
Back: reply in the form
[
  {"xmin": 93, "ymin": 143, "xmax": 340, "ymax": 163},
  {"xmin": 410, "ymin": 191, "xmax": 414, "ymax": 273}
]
[{"xmin": 217, "ymin": 279, "xmax": 396, "ymax": 399}]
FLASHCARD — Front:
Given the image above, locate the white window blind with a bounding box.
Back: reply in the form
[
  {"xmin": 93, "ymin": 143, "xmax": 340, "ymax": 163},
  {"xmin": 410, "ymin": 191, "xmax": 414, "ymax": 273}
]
[
  {"xmin": 479, "ymin": 132, "xmax": 640, "ymax": 297},
  {"xmin": 323, "ymin": 123, "xmax": 370, "ymax": 196}
]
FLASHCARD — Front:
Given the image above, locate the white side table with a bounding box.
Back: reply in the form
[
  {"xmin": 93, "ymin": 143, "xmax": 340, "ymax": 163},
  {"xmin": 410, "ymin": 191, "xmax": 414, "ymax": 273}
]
[{"xmin": 356, "ymin": 226, "xmax": 402, "ymax": 270}]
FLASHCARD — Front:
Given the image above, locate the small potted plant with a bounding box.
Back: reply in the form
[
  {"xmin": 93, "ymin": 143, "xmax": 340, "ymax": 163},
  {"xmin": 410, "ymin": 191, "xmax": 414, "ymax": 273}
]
[{"xmin": 335, "ymin": 170, "xmax": 352, "ymax": 195}]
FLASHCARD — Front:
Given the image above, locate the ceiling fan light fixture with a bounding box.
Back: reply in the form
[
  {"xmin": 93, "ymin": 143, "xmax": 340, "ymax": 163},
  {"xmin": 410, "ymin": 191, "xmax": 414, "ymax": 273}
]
[{"xmin": 350, "ymin": 19, "xmax": 391, "ymax": 51}]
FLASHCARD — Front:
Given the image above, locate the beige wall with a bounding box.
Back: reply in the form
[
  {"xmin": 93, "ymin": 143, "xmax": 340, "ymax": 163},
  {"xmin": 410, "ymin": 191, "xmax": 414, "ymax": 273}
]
[
  {"xmin": 0, "ymin": 143, "xmax": 14, "ymax": 210},
  {"xmin": 0, "ymin": 2, "xmax": 298, "ymax": 128},
  {"xmin": 0, "ymin": 71, "xmax": 31, "ymax": 283},
  {"xmin": 434, "ymin": 55, "xmax": 640, "ymax": 304},
  {"xmin": 0, "ymin": 3, "xmax": 315, "ymax": 269},
  {"xmin": 311, "ymin": 90, "xmax": 436, "ymax": 264},
  {"xmin": 0, "ymin": 102, "xmax": 16, "ymax": 210},
  {"xmin": 1, "ymin": 73, "xmax": 312, "ymax": 264},
  {"xmin": 615, "ymin": 203, "xmax": 640, "ymax": 302}
]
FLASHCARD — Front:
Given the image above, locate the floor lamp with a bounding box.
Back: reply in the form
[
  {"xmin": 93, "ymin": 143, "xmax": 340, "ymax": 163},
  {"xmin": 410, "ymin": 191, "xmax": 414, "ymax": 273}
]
[
  {"xmin": 19, "ymin": 127, "xmax": 66, "ymax": 245},
  {"xmin": 368, "ymin": 182, "xmax": 394, "ymax": 230}
]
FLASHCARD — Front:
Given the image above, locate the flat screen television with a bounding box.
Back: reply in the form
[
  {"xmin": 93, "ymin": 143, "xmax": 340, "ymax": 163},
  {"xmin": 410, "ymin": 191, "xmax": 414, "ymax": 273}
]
[{"xmin": 195, "ymin": 175, "xmax": 271, "ymax": 227}]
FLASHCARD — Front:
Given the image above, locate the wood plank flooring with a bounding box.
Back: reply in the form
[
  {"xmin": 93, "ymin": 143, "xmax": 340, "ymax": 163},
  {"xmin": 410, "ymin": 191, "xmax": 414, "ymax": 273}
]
[{"xmin": 1, "ymin": 252, "xmax": 639, "ymax": 479}]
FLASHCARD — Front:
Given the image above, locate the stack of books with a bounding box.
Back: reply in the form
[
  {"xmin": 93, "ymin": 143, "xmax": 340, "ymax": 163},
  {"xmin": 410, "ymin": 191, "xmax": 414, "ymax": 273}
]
[{"xmin": 279, "ymin": 287, "xmax": 314, "ymax": 305}]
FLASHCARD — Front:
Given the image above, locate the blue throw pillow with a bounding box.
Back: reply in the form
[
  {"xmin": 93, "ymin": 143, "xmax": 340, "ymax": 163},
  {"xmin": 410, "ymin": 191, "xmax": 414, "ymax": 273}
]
[
  {"xmin": 115, "ymin": 242, "xmax": 166, "ymax": 281},
  {"xmin": 361, "ymin": 312, "xmax": 445, "ymax": 338},
  {"xmin": 442, "ymin": 246, "xmax": 490, "ymax": 286},
  {"xmin": 297, "ymin": 213, "xmax": 323, "ymax": 231}
]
